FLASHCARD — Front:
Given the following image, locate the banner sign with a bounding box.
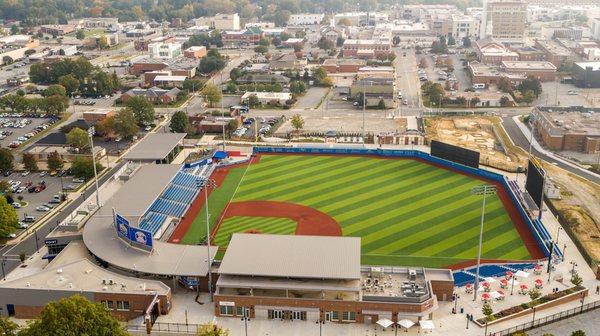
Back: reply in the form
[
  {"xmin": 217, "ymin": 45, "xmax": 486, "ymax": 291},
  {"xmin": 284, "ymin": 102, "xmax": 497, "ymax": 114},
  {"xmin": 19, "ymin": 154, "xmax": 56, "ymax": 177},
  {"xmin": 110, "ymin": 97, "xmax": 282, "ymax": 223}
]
[
  {"xmin": 128, "ymin": 226, "xmax": 153, "ymax": 248},
  {"xmin": 115, "ymin": 213, "xmax": 130, "ymax": 240}
]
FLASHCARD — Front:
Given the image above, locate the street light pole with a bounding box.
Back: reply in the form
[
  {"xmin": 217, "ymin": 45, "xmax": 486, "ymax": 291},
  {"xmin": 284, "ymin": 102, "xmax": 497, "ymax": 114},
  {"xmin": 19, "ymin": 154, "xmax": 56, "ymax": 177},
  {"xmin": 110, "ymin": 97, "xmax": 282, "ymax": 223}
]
[
  {"xmin": 220, "ymin": 72, "xmax": 226, "ymax": 151},
  {"xmin": 198, "ymin": 178, "xmax": 217, "ymax": 301},
  {"xmin": 471, "ymin": 185, "xmax": 497, "ymax": 301},
  {"xmin": 88, "ymin": 127, "xmax": 101, "ymax": 208},
  {"xmin": 362, "ymin": 78, "xmax": 366, "ymax": 144}
]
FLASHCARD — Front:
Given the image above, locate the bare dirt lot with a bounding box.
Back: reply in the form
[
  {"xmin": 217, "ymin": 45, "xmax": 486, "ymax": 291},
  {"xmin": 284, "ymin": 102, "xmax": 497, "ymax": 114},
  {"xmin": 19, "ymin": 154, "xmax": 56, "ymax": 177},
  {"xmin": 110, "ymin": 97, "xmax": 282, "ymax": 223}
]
[{"xmin": 426, "ymin": 116, "xmax": 524, "ymax": 171}]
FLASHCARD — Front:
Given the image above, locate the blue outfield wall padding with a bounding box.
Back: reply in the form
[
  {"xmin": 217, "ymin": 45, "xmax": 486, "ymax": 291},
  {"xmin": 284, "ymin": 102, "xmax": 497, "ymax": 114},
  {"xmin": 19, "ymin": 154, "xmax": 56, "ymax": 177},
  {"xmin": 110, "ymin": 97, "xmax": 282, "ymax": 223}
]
[{"xmin": 253, "ymin": 146, "xmax": 552, "ymax": 259}]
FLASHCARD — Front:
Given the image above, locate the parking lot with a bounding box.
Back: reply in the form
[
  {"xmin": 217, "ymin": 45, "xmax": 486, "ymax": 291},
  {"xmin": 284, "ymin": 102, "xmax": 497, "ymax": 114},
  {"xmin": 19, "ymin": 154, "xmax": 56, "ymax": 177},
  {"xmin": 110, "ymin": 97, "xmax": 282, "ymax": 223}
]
[
  {"xmin": 535, "ymin": 82, "xmax": 591, "ymax": 107},
  {"xmin": 0, "ymin": 115, "xmax": 59, "ymax": 148},
  {"xmin": 233, "ymin": 116, "xmax": 283, "ymax": 139},
  {"xmin": 416, "ymin": 53, "xmax": 472, "ymax": 93},
  {"xmin": 295, "ymin": 87, "xmax": 330, "ymax": 109},
  {"xmin": 1, "ymin": 172, "xmax": 75, "ymax": 235}
]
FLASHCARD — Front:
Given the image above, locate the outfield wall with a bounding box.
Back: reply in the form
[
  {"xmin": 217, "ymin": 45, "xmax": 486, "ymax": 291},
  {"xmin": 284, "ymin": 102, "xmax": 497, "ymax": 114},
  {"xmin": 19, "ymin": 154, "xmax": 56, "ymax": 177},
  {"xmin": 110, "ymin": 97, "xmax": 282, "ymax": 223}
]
[{"xmin": 253, "ymin": 146, "xmax": 561, "ymax": 261}]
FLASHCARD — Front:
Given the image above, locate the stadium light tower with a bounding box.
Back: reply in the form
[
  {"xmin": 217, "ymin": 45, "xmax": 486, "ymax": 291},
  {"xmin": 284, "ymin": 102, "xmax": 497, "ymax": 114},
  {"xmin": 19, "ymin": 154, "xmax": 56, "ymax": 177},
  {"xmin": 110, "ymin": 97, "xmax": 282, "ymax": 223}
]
[
  {"xmin": 197, "ymin": 177, "xmax": 217, "ymax": 301},
  {"xmin": 470, "ymin": 184, "xmax": 496, "ymax": 301},
  {"xmin": 88, "ymin": 126, "xmax": 101, "ymax": 208}
]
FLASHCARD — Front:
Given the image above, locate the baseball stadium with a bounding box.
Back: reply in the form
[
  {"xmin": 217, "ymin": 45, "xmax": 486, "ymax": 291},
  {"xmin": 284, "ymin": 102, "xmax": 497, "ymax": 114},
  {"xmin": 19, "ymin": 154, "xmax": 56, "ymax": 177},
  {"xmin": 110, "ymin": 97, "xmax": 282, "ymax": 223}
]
[{"xmin": 170, "ymin": 146, "xmax": 554, "ymax": 270}]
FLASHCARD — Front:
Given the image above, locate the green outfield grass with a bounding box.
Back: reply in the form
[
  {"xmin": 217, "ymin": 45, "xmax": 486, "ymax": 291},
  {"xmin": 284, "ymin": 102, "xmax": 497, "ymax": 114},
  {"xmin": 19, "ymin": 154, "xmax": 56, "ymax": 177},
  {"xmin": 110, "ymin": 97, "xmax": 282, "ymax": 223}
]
[{"xmin": 186, "ymin": 154, "xmax": 532, "ymax": 268}]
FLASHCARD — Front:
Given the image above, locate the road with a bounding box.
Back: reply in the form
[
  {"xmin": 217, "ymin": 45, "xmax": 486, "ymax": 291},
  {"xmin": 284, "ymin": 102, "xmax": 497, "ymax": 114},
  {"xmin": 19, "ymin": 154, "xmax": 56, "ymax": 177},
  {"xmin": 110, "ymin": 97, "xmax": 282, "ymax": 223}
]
[
  {"xmin": 0, "ymin": 161, "xmax": 125, "ymax": 278},
  {"xmin": 502, "ymin": 117, "xmax": 600, "ymax": 185}
]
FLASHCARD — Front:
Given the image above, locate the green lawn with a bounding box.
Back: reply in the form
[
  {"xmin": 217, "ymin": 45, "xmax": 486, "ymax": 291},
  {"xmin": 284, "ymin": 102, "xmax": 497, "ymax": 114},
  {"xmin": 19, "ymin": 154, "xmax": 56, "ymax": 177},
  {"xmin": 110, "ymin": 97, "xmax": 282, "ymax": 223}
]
[
  {"xmin": 186, "ymin": 154, "xmax": 532, "ymax": 267},
  {"xmin": 213, "ymin": 216, "xmax": 297, "ymax": 246}
]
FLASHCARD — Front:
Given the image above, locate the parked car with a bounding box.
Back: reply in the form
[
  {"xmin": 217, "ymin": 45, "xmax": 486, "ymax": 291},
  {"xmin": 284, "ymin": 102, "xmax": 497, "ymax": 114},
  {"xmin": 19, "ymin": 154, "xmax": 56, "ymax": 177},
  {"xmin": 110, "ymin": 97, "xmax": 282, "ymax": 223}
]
[{"xmin": 36, "ymin": 205, "xmax": 50, "ymax": 212}]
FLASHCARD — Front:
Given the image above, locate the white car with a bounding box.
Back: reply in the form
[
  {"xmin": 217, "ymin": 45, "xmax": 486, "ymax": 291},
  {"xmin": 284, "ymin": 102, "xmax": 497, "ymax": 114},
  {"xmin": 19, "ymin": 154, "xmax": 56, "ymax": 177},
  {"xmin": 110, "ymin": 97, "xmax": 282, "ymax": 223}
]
[
  {"xmin": 12, "ymin": 202, "xmax": 21, "ymax": 209},
  {"xmin": 36, "ymin": 205, "xmax": 50, "ymax": 212},
  {"xmin": 73, "ymin": 178, "xmax": 85, "ymax": 183},
  {"xmin": 18, "ymin": 222, "xmax": 28, "ymax": 229},
  {"xmin": 21, "ymin": 170, "xmax": 30, "ymax": 176},
  {"xmin": 39, "ymin": 171, "xmax": 46, "ymax": 177},
  {"xmin": 7, "ymin": 233, "xmax": 16, "ymax": 238}
]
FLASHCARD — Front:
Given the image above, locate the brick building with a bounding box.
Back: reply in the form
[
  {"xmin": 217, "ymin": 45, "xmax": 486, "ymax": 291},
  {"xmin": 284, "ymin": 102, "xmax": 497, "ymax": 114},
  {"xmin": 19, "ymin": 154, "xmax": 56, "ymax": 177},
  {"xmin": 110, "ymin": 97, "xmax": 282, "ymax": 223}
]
[
  {"xmin": 532, "ymin": 106, "xmax": 600, "ymax": 154},
  {"xmin": 321, "ymin": 59, "xmax": 367, "ymax": 73},
  {"xmin": 214, "ymin": 234, "xmax": 453, "ymax": 324},
  {"xmin": 221, "ymin": 28, "xmax": 262, "ymax": 46},
  {"xmin": 341, "ymin": 39, "xmax": 392, "ymax": 59},
  {"xmin": 534, "ymin": 40, "xmax": 572, "ymax": 68},
  {"xmin": 501, "ymin": 61, "xmax": 556, "ymax": 81},
  {"xmin": 474, "ymin": 39, "xmax": 519, "ymax": 65},
  {"xmin": 0, "ymin": 242, "xmax": 171, "ymax": 323}
]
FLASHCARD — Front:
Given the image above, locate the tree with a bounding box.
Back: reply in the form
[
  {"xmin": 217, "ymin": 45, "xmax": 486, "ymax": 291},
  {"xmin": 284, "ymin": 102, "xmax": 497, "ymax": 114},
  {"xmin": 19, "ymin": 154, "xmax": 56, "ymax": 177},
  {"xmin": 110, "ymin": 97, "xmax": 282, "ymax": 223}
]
[
  {"xmin": 482, "ymin": 303, "xmax": 493, "ymax": 320},
  {"xmin": 25, "ymin": 49, "xmax": 36, "ymax": 56},
  {"xmin": 125, "ymin": 96, "xmax": 155, "ymax": 125},
  {"xmin": 98, "ymin": 35, "xmax": 109, "ymax": 49},
  {"xmin": 571, "ymin": 272, "xmax": 583, "ymax": 286},
  {"xmin": 2, "ymin": 56, "xmax": 13, "ymax": 65},
  {"xmin": 571, "ymin": 331, "xmax": 586, "ymax": 336},
  {"xmin": 377, "ymin": 99, "xmax": 386, "ymax": 109},
  {"xmin": 201, "ymin": 84, "xmax": 222, "ymax": 107},
  {"xmin": 497, "ymin": 77, "xmax": 514, "ymax": 93},
  {"xmin": 445, "ymin": 58, "xmax": 454, "ymax": 71},
  {"xmin": 528, "ymin": 288, "xmax": 541, "ymax": 302},
  {"xmin": 44, "ymin": 94, "xmax": 69, "ymax": 115},
  {"xmin": 197, "ymin": 323, "xmax": 229, "ymax": 336},
  {"xmin": 71, "ymin": 157, "xmax": 103, "ymax": 180},
  {"xmin": 247, "ymin": 94, "xmax": 259, "ymax": 108},
  {"xmin": 0, "ymin": 316, "xmax": 18, "ymax": 336},
  {"xmin": 254, "ymin": 45, "xmax": 268, "ymax": 54},
  {"xmin": 289, "ymin": 81, "xmax": 306, "ymax": 95},
  {"xmin": 337, "ymin": 18, "xmax": 352, "ymax": 26},
  {"xmin": 258, "ymin": 37, "xmax": 270, "ymax": 46},
  {"xmin": 75, "ymin": 30, "xmax": 85, "ymax": 40},
  {"xmin": 272, "ymin": 83, "xmax": 283, "ymax": 92},
  {"xmin": 419, "ymin": 58, "xmax": 428, "ymax": 69},
  {"xmin": 0, "ymin": 195, "xmax": 18, "ymax": 238},
  {"xmin": 22, "ymin": 153, "xmax": 39, "ymax": 172},
  {"xmin": 393, "ymin": 36, "xmax": 401, "ymax": 46},
  {"xmin": 229, "ymin": 68, "xmax": 243, "ymax": 82},
  {"xmin": 317, "ymin": 37, "xmax": 334, "ymax": 50},
  {"xmin": 114, "ymin": 109, "xmax": 140, "ymax": 140},
  {"xmin": 226, "ymin": 82, "xmax": 238, "ymax": 93},
  {"xmin": 291, "ymin": 114, "xmax": 304, "ymax": 133},
  {"xmin": 18, "ymin": 295, "xmax": 126, "ymax": 336},
  {"xmin": 518, "ymin": 76, "xmax": 542, "ymax": 97},
  {"xmin": 170, "ymin": 111, "xmax": 191, "ymax": 133},
  {"xmin": 500, "ymin": 96, "xmax": 511, "ymax": 107},
  {"xmin": 447, "ymin": 36, "xmax": 456, "ymax": 46},
  {"xmin": 66, "ymin": 127, "xmax": 90, "ymax": 151},
  {"xmin": 462, "ymin": 36, "xmax": 472, "ymax": 47},
  {"xmin": 10, "ymin": 24, "xmax": 19, "ymax": 35},
  {"xmin": 199, "ymin": 49, "xmax": 226, "ymax": 74},
  {"xmin": 58, "ymin": 75, "xmax": 79, "ymax": 97},
  {"xmin": 522, "ymin": 90, "xmax": 536, "ymax": 105},
  {"xmin": 0, "ymin": 148, "xmax": 14, "ymax": 173},
  {"xmin": 43, "ymin": 84, "xmax": 67, "ymax": 97},
  {"xmin": 182, "ymin": 78, "xmax": 203, "ymax": 92},
  {"xmin": 336, "ymin": 37, "xmax": 345, "ymax": 47},
  {"xmin": 95, "ymin": 115, "xmax": 115, "ymax": 137},
  {"xmin": 47, "ymin": 151, "xmax": 63, "ymax": 172}
]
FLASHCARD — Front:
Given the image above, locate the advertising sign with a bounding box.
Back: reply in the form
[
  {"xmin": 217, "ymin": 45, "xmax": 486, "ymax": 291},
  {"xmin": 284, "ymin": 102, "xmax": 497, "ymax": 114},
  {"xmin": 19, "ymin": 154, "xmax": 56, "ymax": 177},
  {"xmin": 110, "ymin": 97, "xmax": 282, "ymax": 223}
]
[
  {"xmin": 127, "ymin": 226, "xmax": 153, "ymax": 248},
  {"xmin": 115, "ymin": 213, "xmax": 130, "ymax": 240}
]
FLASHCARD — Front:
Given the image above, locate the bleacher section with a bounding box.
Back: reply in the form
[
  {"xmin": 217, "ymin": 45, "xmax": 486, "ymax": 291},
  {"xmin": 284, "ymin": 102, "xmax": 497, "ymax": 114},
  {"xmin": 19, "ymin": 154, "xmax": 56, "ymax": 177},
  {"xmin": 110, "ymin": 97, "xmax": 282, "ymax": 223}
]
[
  {"xmin": 139, "ymin": 212, "xmax": 168, "ymax": 234},
  {"xmin": 453, "ymin": 263, "xmax": 537, "ymax": 287}
]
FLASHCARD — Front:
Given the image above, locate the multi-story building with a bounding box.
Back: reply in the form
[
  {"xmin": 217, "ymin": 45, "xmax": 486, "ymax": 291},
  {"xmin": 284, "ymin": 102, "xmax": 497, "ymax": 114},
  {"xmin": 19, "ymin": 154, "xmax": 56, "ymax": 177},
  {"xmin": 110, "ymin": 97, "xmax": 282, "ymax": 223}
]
[
  {"xmin": 321, "ymin": 59, "xmax": 367, "ymax": 73},
  {"xmin": 474, "ymin": 39, "xmax": 519, "ymax": 65},
  {"xmin": 214, "ymin": 234, "xmax": 452, "ymax": 323},
  {"xmin": 287, "ymin": 14, "xmax": 325, "ymax": 26},
  {"xmin": 469, "ymin": 61, "xmax": 527, "ymax": 86},
  {"xmin": 39, "ymin": 24, "xmax": 76, "ymax": 36},
  {"xmin": 195, "ymin": 13, "xmax": 240, "ymax": 31},
  {"xmin": 350, "ymin": 76, "xmax": 396, "ymax": 108},
  {"xmin": 572, "ymin": 61, "xmax": 600, "ymax": 88},
  {"xmin": 534, "ymin": 40, "xmax": 572, "ymax": 68},
  {"xmin": 341, "ymin": 39, "xmax": 392, "ymax": 59},
  {"xmin": 532, "ymin": 106, "xmax": 600, "ymax": 154},
  {"xmin": 333, "ymin": 12, "xmax": 389, "ymax": 27},
  {"xmin": 450, "ymin": 14, "xmax": 480, "ymax": 40},
  {"xmin": 480, "ymin": 0, "xmax": 527, "ymax": 43},
  {"xmin": 183, "ymin": 46, "xmax": 207, "ymax": 59},
  {"xmin": 221, "ymin": 27, "xmax": 262, "ymax": 46},
  {"xmin": 514, "ymin": 46, "xmax": 546, "ymax": 62},
  {"xmin": 68, "ymin": 17, "xmax": 120, "ymax": 30},
  {"xmin": 501, "ymin": 61, "xmax": 557, "ymax": 81},
  {"xmin": 592, "ymin": 18, "xmax": 600, "ymax": 41},
  {"xmin": 148, "ymin": 42, "xmax": 182, "ymax": 59}
]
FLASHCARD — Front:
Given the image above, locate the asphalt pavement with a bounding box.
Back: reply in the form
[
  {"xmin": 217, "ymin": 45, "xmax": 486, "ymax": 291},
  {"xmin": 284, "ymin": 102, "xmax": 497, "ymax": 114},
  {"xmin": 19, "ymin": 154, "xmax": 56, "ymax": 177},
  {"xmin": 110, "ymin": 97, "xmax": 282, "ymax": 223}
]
[
  {"xmin": 0, "ymin": 161, "xmax": 125, "ymax": 278},
  {"xmin": 501, "ymin": 117, "xmax": 600, "ymax": 185}
]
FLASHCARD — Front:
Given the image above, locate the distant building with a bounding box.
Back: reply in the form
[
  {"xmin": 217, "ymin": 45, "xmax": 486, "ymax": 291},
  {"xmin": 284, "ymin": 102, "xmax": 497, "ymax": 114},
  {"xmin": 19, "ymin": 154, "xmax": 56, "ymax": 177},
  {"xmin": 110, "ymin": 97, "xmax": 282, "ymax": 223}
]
[
  {"xmin": 449, "ymin": 14, "xmax": 480, "ymax": 40},
  {"xmin": 148, "ymin": 42, "xmax": 182, "ymax": 59},
  {"xmin": 350, "ymin": 76, "xmax": 396, "ymax": 108},
  {"xmin": 221, "ymin": 28, "xmax": 262, "ymax": 46},
  {"xmin": 572, "ymin": 62, "xmax": 600, "ymax": 88},
  {"xmin": 194, "ymin": 13, "xmax": 240, "ymax": 31},
  {"xmin": 378, "ymin": 116, "xmax": 426, "ymax": 146},
  {"xmin": 235, "ymin": 73, "xmax": 290, "ymax": 85},
  {"xmin": 130, "ymin": 57, "xmax": 197, "ymax": 77},
  {"xmin": 68, "ymin": 17, "xmax": 119, "ymax": 30},
  {"xmin": 341, "ymin": 39, "xmax": 392, "ymax": 59},
  {"xmin": 287, "ymin": 14, "xmax": 325, "ymax": 26},
  {"xmin": 245, "ymin": 22, "xmax": 275, "ymax": 29},
  {"xmin": 120, "ymin": 87, "xmax": 181, "ymax": 104},
  {"xmin": 241, "ymin": 92, "xmax": 292, "ymax": 105},
  {"xmin": 474, "ymin": 39, "xmax": 519, "ymax": 65},
  {"xmin": 333, "ymin": 12, "xmax": 388, "ymax": 26},
  {"xmin": 513, "ymin": 46, "xmax": 546, "ymax": 62},
  {"xmin": 532, "ymin": 106, "xmax": 600, "ymax": 154},
  {"xmin": 134, "ymin": 36, "xmax": 173, "ymax": 52},
  {"xmin": 183, "ymin": 46, "xmax": 207, "ymax": 59},
  {"xmin": 480, "ymin": 0, "xmax": 526, "ymax": 43},
  {"xmin": 501, "ymin": 61, "xmax": 556, "ymax": 81},
  {"xmin": 39, "ymin": 24, "xmax": 76, "ymax": 36},
  {"xmin": 534, "ymin": 40, "xmax": 572, "ymax": 68},
  {"xmin": 321, "ymin": 59, "xmax": 367, "ymax": 73},
  {"xmin": 269, "ymin": 53, "xmax": 307, "ymax": 70},
  {"xmin": 83, "ymin": 109, "xmax": 115, "ymax": 124}
]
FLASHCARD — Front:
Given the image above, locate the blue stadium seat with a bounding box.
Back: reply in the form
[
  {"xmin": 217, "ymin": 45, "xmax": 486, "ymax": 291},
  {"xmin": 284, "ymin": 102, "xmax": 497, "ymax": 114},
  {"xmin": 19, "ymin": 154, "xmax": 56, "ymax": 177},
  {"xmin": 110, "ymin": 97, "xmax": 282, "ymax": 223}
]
[{"xmin": 453, "ymin": 272, "xmax": 476, "ymax": 286}]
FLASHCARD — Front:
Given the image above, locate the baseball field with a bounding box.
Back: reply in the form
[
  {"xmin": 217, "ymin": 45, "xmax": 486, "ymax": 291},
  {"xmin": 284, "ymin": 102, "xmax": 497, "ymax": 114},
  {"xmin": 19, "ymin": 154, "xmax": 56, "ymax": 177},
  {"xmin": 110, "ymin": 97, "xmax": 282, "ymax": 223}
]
[{"xmin": 176, "ymin": 154, "xmax": 541, "ymax": 268}]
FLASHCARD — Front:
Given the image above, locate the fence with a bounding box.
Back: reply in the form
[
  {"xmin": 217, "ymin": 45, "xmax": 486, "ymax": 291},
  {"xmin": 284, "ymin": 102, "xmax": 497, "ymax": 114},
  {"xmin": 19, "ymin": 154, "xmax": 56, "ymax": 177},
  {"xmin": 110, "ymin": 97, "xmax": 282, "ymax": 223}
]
[
  {"xmin": 253, "ymin": 146, "xmax": 553, "ymax": 259},
  {"xmin": 493, "ymin": 299, "xmax": 600, "ymax": 336},
  {"xmin": 127, "ymin": 322, "xmax": 208, "ymax": 335}
]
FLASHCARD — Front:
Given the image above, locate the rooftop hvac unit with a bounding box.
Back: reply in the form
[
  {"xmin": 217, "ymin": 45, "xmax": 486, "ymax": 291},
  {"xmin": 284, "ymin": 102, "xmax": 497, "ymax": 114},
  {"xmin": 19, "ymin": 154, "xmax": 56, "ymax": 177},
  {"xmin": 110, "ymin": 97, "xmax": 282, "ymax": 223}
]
[
  {"xmin": 102, "ymin": 279, "xmax": 107, "ymax": 285},
  {"xmin": 109, "ymin": 279, "xmax": 114, "ymax": 285},
  {"xmin": 56, "ymin": 269, "xmax": 63, "ymax": 274},
  {"xmin": 408, "ymin": 269, "xmax": 417, "ymax": 280}
]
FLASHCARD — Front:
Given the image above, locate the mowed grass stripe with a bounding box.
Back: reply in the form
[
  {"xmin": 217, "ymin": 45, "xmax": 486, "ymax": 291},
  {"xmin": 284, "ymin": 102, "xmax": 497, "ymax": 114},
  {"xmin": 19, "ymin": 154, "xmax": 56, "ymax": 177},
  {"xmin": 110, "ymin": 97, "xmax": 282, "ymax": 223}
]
[
  {"xmin": 255, "ymin": 159, "xmax": 414, "ymax": 204},
  {"xmin": 293, "ymin": 160, "xmax": 430, "ymax": 208},
  {"xmin": 325, "ymin": 166, "xmax": 472, "ymax": 219},
  {"xmin": 213, "ymin": 216, "xmax": 296, "ymax": 246},
  {"xmin": 238, "ymin": 156, "xmax": 338, "ymax": 189},
  {"xmin": 367, "ymin": 197, "xmax": 506, "ymax": 255},
  {"xmin": 237, "ymin": 157, "xmax": 382, "ymax": 201},
  {"xmin": 342, "ymin": 175, "xmax": 475, "ymax": 235}
]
